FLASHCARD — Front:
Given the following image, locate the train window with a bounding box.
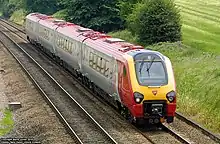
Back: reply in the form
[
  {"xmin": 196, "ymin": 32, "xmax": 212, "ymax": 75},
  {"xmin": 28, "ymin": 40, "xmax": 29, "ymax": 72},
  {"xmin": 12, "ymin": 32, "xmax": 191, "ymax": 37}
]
[
  {"xmin": 97, "ymin": 57, "xmax": 102, "ymax": 72},
  {"xmin": 63, "ymin": 39, "xmax": 67, "ymax": 51},
  {"xmin": 59, "ymin": 37, "xmax": 61, "ymax": 47},
  {"xmin": 57, "ymin": 37, "xmax": 59, "ymax": 46},
  {"xmin": 89, "ymin": 52, "xmax": 93, "ymax": 66},
  {"xmin": 68, "ymin": 42, "xmax": 72, "ymax": 53},
  {"xmin": 122, "ymin": 65, "xmax": 129, "ymax": 90},
  {"xmin": 123, "ymin": 66, "xmax": 127, "ymax": 77},
  {"xmin": 104, "ymin": 61, "xmax": 109, "ymax": 77},
  {"xmin": 62, "ymin": 38, "xmax": 64, "ymax": 48},
  {"xmin": 101, "ymin": 60, "xmax": 106, "ymax": 74},
  {"xmin": 93, "ymin": 54, "xmax": 97, "ymax": 69},
  {"xmin": 64, "ymin": 39, "xmax": 67, "ymax": 50}
]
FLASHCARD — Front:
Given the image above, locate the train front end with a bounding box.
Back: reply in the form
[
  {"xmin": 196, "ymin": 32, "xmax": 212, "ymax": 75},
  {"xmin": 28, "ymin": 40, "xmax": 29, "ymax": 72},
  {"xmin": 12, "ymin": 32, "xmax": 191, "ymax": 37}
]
[{"xmin": 127, "ymin": 50, "xmax": 176, "ymax": 124}]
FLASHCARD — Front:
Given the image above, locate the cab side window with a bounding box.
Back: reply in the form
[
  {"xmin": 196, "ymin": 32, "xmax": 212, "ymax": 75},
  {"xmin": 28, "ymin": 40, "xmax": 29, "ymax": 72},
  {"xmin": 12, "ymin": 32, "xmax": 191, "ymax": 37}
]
[{"xmin": 122, "ymin": 65, "xmax": 130, "ymax": 90}]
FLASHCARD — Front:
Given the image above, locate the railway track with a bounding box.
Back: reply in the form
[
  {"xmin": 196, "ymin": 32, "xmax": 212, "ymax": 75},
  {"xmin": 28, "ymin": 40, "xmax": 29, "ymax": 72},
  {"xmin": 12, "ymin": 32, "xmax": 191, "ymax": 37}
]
[
  {"xmin": 1, "ymin": 19, "xmax": 220, "ymax": 144},
  {"xmin": 0, "ymin": 19, "xmax": 154, "ymax": 144},
  {"xmin": 0, "ymin": 21, "xmax": 117, "ymax": 144}
]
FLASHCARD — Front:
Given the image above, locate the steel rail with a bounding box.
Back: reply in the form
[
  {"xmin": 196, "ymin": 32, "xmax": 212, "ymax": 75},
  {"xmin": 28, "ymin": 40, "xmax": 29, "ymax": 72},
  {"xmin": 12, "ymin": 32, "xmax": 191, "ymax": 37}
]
[
  {"xmin": 162, "ymin": 124, "xmax": 192, "ymax": 144},
  {"xmin": 0, "ymin": 25, "xmax": 118, "ymax": 144},
  {"xmin": 3, "ymin": 18, "xmax": 220, "ymax": 144},
  {"xmin": 0, "ymin": 18, "xmax": 199, "ymax": 144},
  {"xmin": 0, "ymin": 18, "xmax": 157, "ymax": 144},
  {"xmin": 0, "ymin": 28, "xmax": 83, "ymax": 144},
  {"xmin": 176, "ymin": 112, "xmax": 220, "ymax": 143}
]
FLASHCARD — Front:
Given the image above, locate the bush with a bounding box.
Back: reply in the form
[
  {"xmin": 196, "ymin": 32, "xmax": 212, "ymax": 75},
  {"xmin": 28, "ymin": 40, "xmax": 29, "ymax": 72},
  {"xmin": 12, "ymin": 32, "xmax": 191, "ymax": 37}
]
[
  {"xmin": 9, "ymin": 9, "xmax": 27, "ymax": 25},
  {"xmin": 117, "ymin": 0, "xmax": 139, "ymax": 20},
  {"xmin": 127, "ymin": 0, "xmax": 182, "ymax": 45},
  {"xmin": 52, "ymin": 9, "xmax": 68, "ymax": 20},
  {"xmin": 108, "ymin": 29, "xmax": 138, "ymax": 44}
]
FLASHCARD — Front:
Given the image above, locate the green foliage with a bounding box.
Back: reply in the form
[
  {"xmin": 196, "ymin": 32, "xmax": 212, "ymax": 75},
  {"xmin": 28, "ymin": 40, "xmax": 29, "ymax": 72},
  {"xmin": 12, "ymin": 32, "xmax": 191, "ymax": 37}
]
[
  {"xmin": 0, "ymin": 0, "xmax": 25, "ymax": 18},
  {"xmin": 52, "ymin": 9, "xmax": 68, "ymax": 19},
  {"xmin": 64, "ymin": 0, "xmax": 124, "ymax": 32},
  {"xmin": 9, "ymin": 9, "xmax": 27, "ymax": 25},
  {"xmin": 127, "ymin": 0, "xmax": 182, "ymax": 45},
  {"xmin": 0, "ymin": 109, "xmax": 14, "ymax": 136},
  {"xmin": 108, "ymin": 29, "xmax": 138, "ymax": 44},
  {"xmin": 117, "ymin": 0, "xmax": 139, "ymax": 20},
  {"xmin": 25, "ymin": 0, "xmax": 59, "ymax": 15}
]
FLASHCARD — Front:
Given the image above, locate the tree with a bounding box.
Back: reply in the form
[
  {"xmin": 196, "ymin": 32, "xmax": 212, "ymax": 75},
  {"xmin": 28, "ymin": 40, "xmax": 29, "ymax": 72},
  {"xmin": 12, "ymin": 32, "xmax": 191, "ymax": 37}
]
[
  {"xmin": 117, "ymin": 0, "xmax": 139, "ymax": 20},
  {"xmin": 127, "ymin": 0, "xmax": 182, "ymax": 45},
  {"xmin": 25, "ymin": 0, "xmax": 58, "ymax": 15},
  {"xmin": 63, "ymin": 0, "xmax": 124, "ymax": 32}
]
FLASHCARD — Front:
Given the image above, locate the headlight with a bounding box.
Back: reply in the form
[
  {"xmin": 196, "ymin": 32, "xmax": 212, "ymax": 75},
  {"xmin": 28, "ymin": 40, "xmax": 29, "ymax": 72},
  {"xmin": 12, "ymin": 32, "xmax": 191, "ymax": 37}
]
[
  {"xmin": 166, "ymin": 91, "xmax": 176, "ymax": 103},
  {"xmin": 134, "ymin": 92, "xmax": 144, "ymax": 104}
]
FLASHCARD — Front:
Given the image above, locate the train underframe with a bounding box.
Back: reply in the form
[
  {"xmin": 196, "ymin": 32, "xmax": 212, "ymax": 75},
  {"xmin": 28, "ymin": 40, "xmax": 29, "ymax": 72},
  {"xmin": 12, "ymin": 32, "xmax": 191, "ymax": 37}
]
[{"xmin": 28, "ymin": 36, "xmax": 174, "ymax": 126}]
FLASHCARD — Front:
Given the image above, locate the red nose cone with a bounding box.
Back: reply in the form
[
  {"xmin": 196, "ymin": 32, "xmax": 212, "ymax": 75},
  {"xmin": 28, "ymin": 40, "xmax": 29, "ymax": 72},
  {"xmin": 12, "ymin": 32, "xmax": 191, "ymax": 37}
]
[{"xmin": 152, "ymin": 90, "xmax": 157, "ymax": 95}]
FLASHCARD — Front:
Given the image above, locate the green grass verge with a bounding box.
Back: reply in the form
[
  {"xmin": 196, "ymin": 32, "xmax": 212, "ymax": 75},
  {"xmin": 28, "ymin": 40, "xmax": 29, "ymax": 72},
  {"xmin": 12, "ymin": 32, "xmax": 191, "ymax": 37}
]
[
  {"xmin": 175, "ymin": 0, "xmax": 220, "ymax": 54},
  {"xmin": 9, "ymin": 9, "xmax": 27, "ymax": 25},
  {"xmin": 0, "ymin": 109, "xmax": 14, "ymax": 136},
  {"xmin": 109, "ymin": 30, "xmax": 220, "ymax": 133},
  {"xmin": 0, "ymin": 12, "xmax": 2, "ymax": 16}
]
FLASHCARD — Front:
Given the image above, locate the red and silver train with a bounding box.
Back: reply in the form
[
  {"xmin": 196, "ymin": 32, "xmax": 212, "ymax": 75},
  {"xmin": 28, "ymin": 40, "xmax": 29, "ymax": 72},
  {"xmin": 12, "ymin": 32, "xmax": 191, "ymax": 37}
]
[{"xmin": 25, "ymin": 13, "xmax": 176, "ymax": 124}]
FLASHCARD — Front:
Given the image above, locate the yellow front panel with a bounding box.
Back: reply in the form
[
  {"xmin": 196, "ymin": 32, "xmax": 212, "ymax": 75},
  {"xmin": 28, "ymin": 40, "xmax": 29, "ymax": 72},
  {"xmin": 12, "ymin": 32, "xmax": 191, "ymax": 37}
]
[{"xmin": 125, "ymin": 55, "xmax": 176, "ymax": 103}]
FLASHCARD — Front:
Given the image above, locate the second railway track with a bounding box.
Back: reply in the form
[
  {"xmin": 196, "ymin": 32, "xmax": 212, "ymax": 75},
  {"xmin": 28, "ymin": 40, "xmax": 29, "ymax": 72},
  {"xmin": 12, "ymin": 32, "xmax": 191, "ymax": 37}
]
[
  {"xmin": 0, "ymin": 18, "xmax": 154, "ymax": 144},
  {"xmin": 1, "ymin": 18, "xmax": 220, "ymax": 144},
  {"xmin": 0, "ymin": 23, "xmax": 117, "ymax": 144}
]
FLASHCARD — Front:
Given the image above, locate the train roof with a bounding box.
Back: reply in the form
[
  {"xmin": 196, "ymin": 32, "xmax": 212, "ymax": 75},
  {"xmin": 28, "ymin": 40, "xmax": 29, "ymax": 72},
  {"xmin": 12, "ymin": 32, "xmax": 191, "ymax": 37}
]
[{"xmin": 26, "ymin": 13, "xmax": 165, "ymax": 61}]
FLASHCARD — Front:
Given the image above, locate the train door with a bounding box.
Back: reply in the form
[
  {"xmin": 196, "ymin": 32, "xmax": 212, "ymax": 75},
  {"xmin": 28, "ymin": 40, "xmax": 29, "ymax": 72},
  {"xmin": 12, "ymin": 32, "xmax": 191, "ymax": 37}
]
[
  {"xmin": 118, "ymin": 61, "xmax": 132, "ymax": 106},
  {"xmin": 111, "ymin": 59, "xmax": 121, "ymax": 103}
]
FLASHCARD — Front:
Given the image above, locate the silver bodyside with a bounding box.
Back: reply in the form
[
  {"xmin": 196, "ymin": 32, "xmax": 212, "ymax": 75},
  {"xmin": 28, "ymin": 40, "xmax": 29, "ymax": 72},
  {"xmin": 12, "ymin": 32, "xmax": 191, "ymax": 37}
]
[{"xmin": 25, "ymin": 16, "xmax": 121, "ymax": 102}]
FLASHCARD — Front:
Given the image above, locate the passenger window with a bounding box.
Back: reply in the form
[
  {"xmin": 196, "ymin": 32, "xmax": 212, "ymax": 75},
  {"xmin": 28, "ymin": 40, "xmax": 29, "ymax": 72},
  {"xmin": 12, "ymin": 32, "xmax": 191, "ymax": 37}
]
[
  {"xmin": 69, "ymin": 42, "xmax": 72, "ymax": 53},
  {"xmin": 93, "ymin": 54, "xmax": 97, "ymax": 69},
  {"xmin": 101, "ymin": 60, "xmax": 106, "ymax": 74},
  {"xmin": 97, "ymin": 57, "xmax": 102, "ymax": 72},
  {"xmin": 104, "ymin": 61, "xmax": 109, "ymax": 77},
  {"xmin": 89, "ymin": 52, "xmax": 93, "ymax": 66}
]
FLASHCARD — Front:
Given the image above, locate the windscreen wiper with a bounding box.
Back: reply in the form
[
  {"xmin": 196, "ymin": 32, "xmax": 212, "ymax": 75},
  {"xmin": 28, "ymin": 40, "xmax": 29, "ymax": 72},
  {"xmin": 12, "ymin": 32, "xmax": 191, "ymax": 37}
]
[
  {"xmin": 146, "ymin": 57, "xmax": 156, "ymax": 76},
  {"xmin": 139, "ymin": 58, "xmax": 145, "ymax": 75}
]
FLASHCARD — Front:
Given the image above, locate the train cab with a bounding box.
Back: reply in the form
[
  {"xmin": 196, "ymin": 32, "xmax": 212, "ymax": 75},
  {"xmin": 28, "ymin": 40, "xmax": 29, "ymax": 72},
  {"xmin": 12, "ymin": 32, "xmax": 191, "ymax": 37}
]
[{"xmin": 125, "ymin": 50, "xmax": 176, "ymax": 124}]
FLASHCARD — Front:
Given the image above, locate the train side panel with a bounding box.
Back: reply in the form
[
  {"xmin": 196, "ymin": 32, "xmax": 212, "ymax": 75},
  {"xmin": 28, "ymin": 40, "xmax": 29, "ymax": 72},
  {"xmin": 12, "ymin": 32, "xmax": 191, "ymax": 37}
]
[{"xmin": 25, "ymin": 14, "xmax": 40, "ymax": 43}]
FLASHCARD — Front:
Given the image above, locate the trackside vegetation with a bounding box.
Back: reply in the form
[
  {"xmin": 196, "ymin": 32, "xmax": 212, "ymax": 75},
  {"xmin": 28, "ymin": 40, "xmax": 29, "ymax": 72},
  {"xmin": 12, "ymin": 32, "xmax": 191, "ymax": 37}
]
[
  {"xmin": 126, "ymin": 0, "xmax": 182, "ymax": 45},
  {"xmin": 0, "ymin": 109, "xmax": 14, "ymax": 136},
  {"xmin": 1, "ymin": 0, "xmax": 220, "ymax": 134}
]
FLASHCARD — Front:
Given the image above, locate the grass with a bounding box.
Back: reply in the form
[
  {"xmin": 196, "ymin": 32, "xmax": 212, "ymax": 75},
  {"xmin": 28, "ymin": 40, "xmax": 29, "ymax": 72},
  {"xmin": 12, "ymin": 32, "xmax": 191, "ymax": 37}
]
[
  {"xmin": 0, "ymin": 109, "xmax": 14, "ymax": 136},
  {"xmin": 6, "ymin": 0, "xmax": 219, "ymax": 133},
  {"xmin": 175, "ymin": 0, "xmax": 220, "ymax": 54},
  {"xmin": 150, "ymin": 43, "xmax": 220, "ymax": 133},
  {"xmin": 0, "ymin": 12, "xmax": 2, "ymax": 16}
]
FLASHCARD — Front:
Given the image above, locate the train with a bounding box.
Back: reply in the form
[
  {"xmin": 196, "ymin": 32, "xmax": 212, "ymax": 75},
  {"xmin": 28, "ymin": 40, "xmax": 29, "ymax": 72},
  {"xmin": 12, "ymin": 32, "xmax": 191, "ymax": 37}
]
[{"xmin": 25, "ymin": 13, "xmax": 176, "ymax": 125}]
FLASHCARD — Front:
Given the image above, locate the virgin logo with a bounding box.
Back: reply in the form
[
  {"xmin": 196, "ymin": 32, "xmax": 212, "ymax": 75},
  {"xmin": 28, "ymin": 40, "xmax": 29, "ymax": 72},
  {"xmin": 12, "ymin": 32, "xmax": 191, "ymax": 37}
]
[{"xmin": 152, "ymin": 90, "xmax": 157, "ymax": 95}]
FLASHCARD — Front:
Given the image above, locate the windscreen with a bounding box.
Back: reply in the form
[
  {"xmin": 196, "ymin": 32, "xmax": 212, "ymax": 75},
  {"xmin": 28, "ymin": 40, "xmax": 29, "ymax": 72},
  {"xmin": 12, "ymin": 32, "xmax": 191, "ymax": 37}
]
[{"xmin": 134, "ymin": 53, "xmax": 168, "ymax": 86}]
